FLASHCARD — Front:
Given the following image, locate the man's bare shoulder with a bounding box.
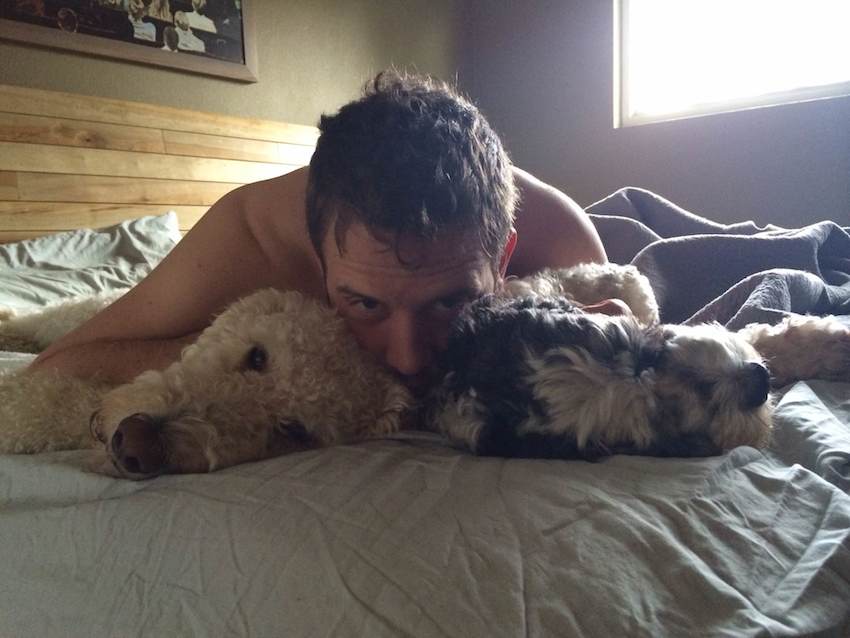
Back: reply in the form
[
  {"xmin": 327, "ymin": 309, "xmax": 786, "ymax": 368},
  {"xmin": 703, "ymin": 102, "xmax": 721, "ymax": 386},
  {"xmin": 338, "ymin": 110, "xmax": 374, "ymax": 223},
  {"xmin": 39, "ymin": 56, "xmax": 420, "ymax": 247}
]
[
  {"xmin": 509, "ymin": 167, "xmax": 607, "ymax": 275},
  {"xmin": 231, "ymin": 167, "xmax": 310, "ymax": 248},
  {"xmin": 224, "ymin": 167, "xmax": 324, "ymax": 296}
]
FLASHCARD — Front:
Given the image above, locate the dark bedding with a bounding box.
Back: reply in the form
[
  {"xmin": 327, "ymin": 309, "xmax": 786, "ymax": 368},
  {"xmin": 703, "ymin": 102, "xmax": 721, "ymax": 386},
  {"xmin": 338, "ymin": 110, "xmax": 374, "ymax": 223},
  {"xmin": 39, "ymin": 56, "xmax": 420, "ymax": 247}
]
[{"xmin": 588, "ymin": 187, "xmax": 850, "ymax": 329}]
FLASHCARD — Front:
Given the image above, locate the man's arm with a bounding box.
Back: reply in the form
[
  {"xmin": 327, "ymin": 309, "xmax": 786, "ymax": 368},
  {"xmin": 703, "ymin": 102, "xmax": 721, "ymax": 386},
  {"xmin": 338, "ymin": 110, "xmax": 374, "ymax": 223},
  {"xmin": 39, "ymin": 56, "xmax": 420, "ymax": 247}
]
[
  {"xmin": 31, "ymin": 333, "xmax": 200, "ymax": 384},
  {"xmin": 30, "ymin": 168, "xmax": 321, "ymax": 384},
  {"xmin": 508, "ymin": 167, "xmax": 607, "ymax": 277}
]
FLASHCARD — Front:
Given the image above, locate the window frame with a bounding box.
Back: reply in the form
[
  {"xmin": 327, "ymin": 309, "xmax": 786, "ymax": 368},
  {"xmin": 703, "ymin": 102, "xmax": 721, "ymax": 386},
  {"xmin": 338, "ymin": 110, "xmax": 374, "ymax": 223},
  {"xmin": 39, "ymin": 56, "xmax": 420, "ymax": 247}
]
[{"xmin": 614, "ymin": 0, "xmax": 850, "ymax": 128}]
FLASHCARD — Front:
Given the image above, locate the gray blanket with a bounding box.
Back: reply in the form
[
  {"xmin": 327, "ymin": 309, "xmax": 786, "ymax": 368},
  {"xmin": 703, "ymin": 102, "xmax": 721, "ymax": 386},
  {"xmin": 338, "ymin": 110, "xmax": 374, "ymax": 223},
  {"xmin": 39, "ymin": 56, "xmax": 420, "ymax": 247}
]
[{"xmin": 587, "ymin": 187, "xmax": 850, "ymax": 329}]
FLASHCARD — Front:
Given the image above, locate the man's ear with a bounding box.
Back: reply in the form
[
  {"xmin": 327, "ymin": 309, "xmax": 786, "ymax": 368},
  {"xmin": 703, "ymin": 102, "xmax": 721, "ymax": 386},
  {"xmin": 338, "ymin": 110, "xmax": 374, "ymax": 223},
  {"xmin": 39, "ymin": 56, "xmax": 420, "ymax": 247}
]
[{"xmin": 498, "ymin": 229, "xmax": 518, "ymax": 278}]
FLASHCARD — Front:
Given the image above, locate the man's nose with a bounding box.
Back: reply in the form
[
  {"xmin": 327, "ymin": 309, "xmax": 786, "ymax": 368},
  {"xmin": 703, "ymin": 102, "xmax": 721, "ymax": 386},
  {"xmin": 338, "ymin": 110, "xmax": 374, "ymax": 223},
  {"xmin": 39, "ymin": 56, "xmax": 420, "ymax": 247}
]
[{"xmin": 384, "ymin": 314, "xmax": 431, "ymax": 377}]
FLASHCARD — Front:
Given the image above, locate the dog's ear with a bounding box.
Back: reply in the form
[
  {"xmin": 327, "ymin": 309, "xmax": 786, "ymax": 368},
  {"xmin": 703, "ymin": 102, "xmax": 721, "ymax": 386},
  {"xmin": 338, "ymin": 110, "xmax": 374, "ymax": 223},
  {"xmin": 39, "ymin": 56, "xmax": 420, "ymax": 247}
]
[
  {"xmin": 634, "ymin": 324, "xmax": 666, "ymax": 374},
  {"xmin": 531, "ymin": 345, "xmax": 658, "ymax": 451}
]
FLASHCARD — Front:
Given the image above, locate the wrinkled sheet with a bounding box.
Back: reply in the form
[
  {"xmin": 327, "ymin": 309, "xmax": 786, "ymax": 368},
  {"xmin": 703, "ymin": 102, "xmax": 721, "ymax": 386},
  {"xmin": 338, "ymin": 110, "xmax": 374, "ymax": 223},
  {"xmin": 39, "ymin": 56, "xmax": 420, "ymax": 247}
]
[
  {"xmin": 587, "ymin": 188, "xmax": 850, "ymax": 329},
  {"xmin": 0, "ymin": 212, "xmax": 180, "ymax": 311},
  {"xmin": 1, "ymin": 354, "xmax": 849, "ymax": 637}
]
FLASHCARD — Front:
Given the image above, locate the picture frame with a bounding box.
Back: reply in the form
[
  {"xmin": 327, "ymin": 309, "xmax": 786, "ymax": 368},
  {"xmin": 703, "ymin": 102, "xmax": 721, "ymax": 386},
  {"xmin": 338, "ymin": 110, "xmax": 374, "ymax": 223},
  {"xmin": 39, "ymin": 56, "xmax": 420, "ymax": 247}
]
[{"xmin": 0, "ymin": 1, "xmax": 258, "ymax": 83}]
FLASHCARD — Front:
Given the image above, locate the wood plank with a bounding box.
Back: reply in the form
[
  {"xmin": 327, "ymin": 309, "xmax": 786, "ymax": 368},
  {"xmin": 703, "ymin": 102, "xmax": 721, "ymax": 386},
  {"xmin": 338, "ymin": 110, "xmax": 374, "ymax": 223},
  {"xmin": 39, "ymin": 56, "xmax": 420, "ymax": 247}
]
[
  {"xmin": 165, "ymin": 130, "xmax": 276, "ymax": 163},
  {"xmin": 0, "ymin": 172, "xmax": 18, "ymax": 200},
  {"xmin": 0, "ymin": 230, "xmax": 59, "ymax": 243},
  {"xmin": 0, "ymin": 202, "xmax": 206, "ymax": 231},
  {"xmin": 0, "ymin": 141, "xmax": 295, "ymax": 183},
  {"xmin": 0, "ymin": 83, "xmax": 320, "ymax": 146},
  {"xmin": 277, "ymin": 142, "xmax": 315, "ymax": 166},
  {"xmin": 0, "ymin": 112, "xmax": 165, "ymax": 153},
  {"xmin": 15, "ymin": 173, "xmax": 241, "ymax": 206},
  {"xmin": 163, "ymin": 130, "xmax": 314, "ymax": 164}
]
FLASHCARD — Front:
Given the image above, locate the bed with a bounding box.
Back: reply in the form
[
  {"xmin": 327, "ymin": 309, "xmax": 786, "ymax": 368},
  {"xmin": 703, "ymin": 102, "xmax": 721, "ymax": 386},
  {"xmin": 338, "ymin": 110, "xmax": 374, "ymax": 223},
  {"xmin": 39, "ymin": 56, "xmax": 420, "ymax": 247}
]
[{"xmin": 1, "ymin": 84, "xmax": 849, "ymax": 637}]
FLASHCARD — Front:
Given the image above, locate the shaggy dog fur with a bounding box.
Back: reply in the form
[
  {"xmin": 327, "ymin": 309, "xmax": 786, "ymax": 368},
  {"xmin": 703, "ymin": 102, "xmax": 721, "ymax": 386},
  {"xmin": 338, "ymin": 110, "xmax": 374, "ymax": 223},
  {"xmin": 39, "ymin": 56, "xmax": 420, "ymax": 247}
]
[
  {"xmin": 427, "ymin": 296, "xmax": 772, "ymax": 460},
  {"xmin": 1, "ymin": 262, "xmax": 847, "ymax": 478},
  {"xmin": 737, "ymin": 315, "xmax": 850, "ymax": 388}
]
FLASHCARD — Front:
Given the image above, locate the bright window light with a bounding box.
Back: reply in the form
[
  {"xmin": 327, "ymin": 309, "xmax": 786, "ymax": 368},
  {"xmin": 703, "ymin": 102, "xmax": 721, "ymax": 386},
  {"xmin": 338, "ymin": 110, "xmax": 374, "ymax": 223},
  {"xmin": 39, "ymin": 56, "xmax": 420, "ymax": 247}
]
[{"xmin": 616, "ymin": 0, "xmax": 850, "ymax": 126}]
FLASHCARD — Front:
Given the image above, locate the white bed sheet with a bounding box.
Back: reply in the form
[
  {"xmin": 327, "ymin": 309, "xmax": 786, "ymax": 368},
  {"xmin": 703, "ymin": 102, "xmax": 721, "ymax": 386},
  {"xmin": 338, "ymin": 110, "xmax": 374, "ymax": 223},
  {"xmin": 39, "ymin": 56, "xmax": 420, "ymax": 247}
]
[{"xmin": 1, "ymin": 355, "xmax": 849, "ymax": 637}]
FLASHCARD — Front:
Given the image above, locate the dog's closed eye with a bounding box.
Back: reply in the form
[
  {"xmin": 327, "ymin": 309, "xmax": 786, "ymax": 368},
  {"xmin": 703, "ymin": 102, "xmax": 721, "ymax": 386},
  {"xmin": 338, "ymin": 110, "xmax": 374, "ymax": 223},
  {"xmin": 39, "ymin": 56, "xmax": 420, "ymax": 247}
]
[
  {"xmin": 694, "ymin": 380, "xmax": 716, "ymax": 399},
  {"xmin": 244, "ymin": 345, "xmax": 268, "ymax": 372}
]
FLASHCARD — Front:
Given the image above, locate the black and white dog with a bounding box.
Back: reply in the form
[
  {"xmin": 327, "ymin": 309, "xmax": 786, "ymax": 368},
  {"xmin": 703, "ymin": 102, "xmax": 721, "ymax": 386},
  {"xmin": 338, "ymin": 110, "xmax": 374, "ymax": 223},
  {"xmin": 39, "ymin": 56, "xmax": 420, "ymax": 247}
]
[{"xmin": 427, "ymin": 295, "xmax": 774, "ymax": 460}]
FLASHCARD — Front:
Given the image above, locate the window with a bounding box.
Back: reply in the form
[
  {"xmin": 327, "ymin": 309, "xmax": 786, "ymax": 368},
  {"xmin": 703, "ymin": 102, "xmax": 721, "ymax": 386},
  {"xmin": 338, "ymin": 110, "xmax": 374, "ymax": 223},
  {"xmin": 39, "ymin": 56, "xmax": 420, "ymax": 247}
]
[{"xmin": 615, "ymin": 0, "xmax": 850, "ymax": 127}]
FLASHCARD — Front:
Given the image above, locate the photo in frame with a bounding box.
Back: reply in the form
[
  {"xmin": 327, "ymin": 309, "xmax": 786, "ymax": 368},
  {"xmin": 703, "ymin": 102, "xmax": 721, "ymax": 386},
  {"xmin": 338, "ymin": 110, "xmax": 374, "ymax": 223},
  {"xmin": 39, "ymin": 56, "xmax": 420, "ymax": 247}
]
[{"xmin": 0, "ymin": 0, "xmax": 258, "ymax": 82}]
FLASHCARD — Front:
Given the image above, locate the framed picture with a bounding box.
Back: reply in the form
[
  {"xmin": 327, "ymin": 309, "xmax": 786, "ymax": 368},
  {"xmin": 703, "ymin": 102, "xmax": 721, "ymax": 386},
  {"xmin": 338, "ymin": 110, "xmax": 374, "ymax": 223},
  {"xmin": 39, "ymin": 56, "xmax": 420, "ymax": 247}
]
[{"xmin": 0, "ymin": 0, "xmax": 258, "ymax": 82}]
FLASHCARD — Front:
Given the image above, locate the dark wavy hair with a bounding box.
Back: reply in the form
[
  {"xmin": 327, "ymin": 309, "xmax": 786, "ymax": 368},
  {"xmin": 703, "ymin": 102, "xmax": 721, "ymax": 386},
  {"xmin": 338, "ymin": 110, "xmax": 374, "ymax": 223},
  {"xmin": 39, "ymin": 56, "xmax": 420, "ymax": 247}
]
[{"xmin": 306, "ymin": 70, "xmax": 517, "ymax": 268}]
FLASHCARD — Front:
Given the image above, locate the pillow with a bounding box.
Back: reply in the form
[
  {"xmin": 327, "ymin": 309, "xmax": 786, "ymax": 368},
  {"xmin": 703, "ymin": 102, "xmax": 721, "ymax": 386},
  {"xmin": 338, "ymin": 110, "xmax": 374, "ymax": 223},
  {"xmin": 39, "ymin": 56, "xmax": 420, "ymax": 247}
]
[{"xmin": 0, "ymin": 212, "xmax": 181, "ymax": 310}]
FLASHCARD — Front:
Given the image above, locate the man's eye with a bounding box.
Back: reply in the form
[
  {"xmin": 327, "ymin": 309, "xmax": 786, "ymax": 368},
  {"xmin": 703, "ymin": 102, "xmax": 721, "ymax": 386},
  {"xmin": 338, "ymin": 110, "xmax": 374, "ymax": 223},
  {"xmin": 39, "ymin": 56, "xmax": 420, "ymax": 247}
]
[
  {"xmin": 434, "ymin": 296, "xmax": 468, "ymax": 313},
  {"xmin": 345, "ymin": 297, "xmax": 385, "ymax": 320},
  {"xmin": 354, "ymin": 297, "xmax": 380, "ymax": 311}
]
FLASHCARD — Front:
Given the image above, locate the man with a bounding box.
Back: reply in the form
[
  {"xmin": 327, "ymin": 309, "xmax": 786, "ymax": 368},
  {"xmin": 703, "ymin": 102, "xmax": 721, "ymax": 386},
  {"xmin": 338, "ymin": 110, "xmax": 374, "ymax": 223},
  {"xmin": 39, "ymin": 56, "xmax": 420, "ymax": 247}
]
[
  {"xmin": 127, "ymin": 0, "xmax": 156, "ymax": 42},
  {"xmin": 30, "ymin": 71, "xmax": 617, "ymax": 394},
  {"xmin": 173, "ymin": 11, "xmax": 205, "ymax": 52}
]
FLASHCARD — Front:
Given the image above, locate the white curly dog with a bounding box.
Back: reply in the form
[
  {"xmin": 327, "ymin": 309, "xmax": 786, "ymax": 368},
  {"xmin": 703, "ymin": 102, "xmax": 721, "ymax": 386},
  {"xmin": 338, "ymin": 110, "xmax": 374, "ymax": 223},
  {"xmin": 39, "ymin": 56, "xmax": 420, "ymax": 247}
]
[{"xmin": 1, "ymin": 263, "xmax": 847, "ymax": 479}]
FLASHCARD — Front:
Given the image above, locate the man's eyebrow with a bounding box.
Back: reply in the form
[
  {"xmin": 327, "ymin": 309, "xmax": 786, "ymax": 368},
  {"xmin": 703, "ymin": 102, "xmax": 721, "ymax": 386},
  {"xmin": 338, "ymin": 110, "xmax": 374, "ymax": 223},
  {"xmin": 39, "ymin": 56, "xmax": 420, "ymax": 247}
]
[
  {"xmin": 439, "ymin": 286, "xmax": 480, "ymax": 299},
  {"xmin": 334, "ymin": 283, "xmax": 484, "ymax": 305}
]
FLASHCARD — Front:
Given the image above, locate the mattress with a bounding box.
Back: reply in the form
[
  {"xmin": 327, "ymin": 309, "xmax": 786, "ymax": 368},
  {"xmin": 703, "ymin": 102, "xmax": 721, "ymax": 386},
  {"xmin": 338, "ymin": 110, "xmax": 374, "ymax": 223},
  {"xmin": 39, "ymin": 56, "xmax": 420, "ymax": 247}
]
[{"xmin": 1, "ymin": 353, "xmax": 848, "ymax": 637}]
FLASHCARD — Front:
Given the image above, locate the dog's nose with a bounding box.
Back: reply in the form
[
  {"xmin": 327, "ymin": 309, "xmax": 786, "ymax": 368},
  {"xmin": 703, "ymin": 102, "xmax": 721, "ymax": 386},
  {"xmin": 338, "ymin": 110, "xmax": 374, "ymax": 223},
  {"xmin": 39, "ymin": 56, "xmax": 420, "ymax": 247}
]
[
  {"xmin": 742, "ymin": 362, "xmax": 771, "ymax": 409},
  {"xmin": 111, "ymin": 413, "xmax": 166, "ymax": 476}
]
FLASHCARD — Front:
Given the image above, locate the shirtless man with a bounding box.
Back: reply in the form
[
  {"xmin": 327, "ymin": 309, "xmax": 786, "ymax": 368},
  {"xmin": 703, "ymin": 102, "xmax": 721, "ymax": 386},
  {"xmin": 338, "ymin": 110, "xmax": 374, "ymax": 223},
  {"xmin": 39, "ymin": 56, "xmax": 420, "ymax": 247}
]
[{"xmin": 30, "ymin": 71, "xmax": 616, "ymax": 394}]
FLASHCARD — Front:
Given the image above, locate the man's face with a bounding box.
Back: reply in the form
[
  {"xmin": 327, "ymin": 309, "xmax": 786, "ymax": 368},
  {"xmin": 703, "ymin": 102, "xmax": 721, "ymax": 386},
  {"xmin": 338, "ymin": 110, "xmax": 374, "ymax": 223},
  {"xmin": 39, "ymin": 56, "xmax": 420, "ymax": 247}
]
[{"xmin": 323, "ymin": 223, "xmax": 512, "ymax": 396}]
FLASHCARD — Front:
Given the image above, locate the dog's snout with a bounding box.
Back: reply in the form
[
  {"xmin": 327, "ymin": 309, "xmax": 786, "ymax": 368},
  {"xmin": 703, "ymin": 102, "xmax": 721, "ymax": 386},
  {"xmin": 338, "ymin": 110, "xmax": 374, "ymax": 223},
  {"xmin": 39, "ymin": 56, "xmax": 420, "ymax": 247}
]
[
  {"xmin": 111, "ymin": 413, "xmax": 166, "ymax": 477},
  {"xmin": 742, "ymin": 362, "xmax": 771, "ymax": 409}
]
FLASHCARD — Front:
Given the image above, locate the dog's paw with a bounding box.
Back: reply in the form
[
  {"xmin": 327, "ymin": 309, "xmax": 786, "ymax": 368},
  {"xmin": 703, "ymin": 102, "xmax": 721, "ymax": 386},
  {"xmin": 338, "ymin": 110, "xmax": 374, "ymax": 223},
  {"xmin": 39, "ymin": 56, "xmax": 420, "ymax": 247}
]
[
  {"xmin": 430, "ymin": 390, "xmax": 487, "ymax": 453},
  {"xmin": 0, "ymin": 335, "xmax": 41, "ymax": 353},
  {"xmin": 0, "ymin": 306, "xmax": 32, "ymax": 351},
  {"xmin": 740, "ymin": 315, "xmax": 850, "ymax": 387}
]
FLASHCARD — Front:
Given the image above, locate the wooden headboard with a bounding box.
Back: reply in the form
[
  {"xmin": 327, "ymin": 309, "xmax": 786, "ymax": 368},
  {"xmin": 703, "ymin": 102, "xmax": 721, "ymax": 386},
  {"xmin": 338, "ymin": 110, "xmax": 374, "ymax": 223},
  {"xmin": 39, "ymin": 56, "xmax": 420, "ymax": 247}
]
[{"xmin": 0, "ymin": 84, "xmax": 318, "ymax": 243}]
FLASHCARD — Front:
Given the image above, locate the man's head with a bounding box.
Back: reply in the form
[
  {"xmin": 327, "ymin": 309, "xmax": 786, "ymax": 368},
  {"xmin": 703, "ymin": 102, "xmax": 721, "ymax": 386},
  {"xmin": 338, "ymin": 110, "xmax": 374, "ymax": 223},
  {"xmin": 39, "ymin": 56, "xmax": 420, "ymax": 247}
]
[
  {"xmin": 129, "ymin": 0, "xmax": 145, "ymax": 20},
  {"xmin": 306, "ymin": 70, "xmax": 518, "ymax": 391}
]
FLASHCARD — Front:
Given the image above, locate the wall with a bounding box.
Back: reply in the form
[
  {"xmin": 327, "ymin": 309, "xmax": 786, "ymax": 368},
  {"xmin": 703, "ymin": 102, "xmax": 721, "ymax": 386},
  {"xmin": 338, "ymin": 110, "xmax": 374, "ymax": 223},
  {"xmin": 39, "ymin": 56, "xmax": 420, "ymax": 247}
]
[
  {"xmin": 459, "ymin": 1, "xmax": 850, "ymax": 227},
  {"xmin": 3, "ymin": 2, "xmax": 847, "ymax": 227},
  {"xmin": 0, "ymin": 0, "xmax": 460, "ymax": 127}
]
